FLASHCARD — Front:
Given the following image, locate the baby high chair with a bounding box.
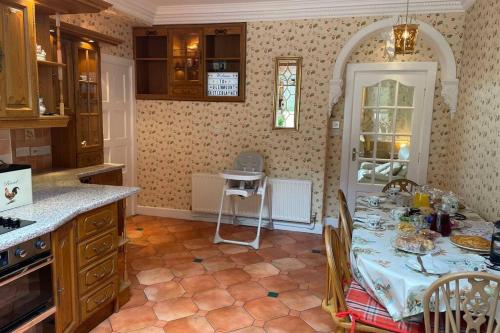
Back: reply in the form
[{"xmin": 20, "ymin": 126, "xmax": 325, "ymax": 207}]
[{"xmin": 214, "ymin": 152, "xmax": 272, "ymax": 249}]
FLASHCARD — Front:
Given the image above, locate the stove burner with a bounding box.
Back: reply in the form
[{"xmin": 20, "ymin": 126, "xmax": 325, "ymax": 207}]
[{"xmin": 0, "ymin": 217, "xmax": 35, "ymax": 235}]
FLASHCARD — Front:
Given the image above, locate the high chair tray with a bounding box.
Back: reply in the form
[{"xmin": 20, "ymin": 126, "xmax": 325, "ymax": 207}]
[{"xmin": 219, "ymin": 170, "xmax": 264, "ymax": 181}]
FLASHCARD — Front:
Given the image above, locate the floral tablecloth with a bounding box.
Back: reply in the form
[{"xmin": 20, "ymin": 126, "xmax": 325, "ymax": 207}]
[{"xmin": 351, "ymin": 193, "xmax": 496, "ymax": 321}]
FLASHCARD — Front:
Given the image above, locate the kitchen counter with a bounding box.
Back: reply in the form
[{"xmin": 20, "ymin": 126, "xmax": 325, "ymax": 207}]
[{"xmin": 0, "ymin": 164, "xmax": 139, "ymax": 251}]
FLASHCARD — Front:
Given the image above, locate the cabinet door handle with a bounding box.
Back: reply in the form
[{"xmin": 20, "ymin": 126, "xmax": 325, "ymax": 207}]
[
  {"xmin": 94, "ymin": 292, "xmax": 111, "ymax": 305},
  {"xmin": 92, "ymin": 242, "xmax": 109, "ymax": 253},
  {"xmin": 92, "ymin": 220, "xmax": 107, "ymax": 228},
  {"xmin": 81, "ymin": 140, "xmax": 87, "ymax": 147},
  {"xmin": 215, "ymin": 29, "xmax": 227, "ymax": 35},
  {"xmin": 92, "ymin": 268, "xmax": 108, "ymax": 279}
]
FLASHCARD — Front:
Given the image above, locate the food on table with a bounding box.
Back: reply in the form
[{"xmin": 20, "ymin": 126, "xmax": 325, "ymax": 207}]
[
  {"xmin": 450, "ymin": 235, "xmax": 490, "ymax": 251},
  {"xmin": 394, "ymin": 235, "xmax": 435, "ymax": 253},
  {"xmin": 418, "ymin": 229, "xmax": 441, "ymax": 240},
  {"xmin": 397, "ymin": 222, "xmax": 416, "ymax": 235},
  {"xmin": 420, "ymin": 207, "xmax": 434, "ymax": 216}
]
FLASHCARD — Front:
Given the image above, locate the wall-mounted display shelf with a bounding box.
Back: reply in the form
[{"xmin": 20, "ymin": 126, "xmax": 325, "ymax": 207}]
[{"xmin": 133, "ymin": 22, "xmax": 246, "ymax": 102}]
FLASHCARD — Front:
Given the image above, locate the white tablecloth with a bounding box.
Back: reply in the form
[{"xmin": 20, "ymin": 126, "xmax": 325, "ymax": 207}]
[{"xmin": 351, "ymin": 193, "xmax": 495, "ymax": 321}]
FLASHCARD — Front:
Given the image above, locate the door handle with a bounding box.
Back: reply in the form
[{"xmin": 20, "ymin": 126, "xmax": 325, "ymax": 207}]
[{"xmin": 352, "ymin": 148, "xmax": 358, "ymax": 162}]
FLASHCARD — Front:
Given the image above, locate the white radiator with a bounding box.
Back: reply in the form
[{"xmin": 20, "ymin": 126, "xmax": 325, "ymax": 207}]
[{"xmin": 191, "ymin": 173, "xmax": 312, "ymax": 223}]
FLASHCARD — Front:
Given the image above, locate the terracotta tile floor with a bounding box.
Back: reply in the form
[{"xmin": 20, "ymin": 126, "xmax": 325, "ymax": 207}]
[{"xmin": 91, "ymin": 216, "xmax": 335, "ymax": 333}]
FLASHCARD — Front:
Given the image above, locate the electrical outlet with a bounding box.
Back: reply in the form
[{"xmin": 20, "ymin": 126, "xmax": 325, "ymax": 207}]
[
  {"xmin": 15, "ymin": 147, "xmax": 30, "ymax": 158},
  {"xmin": 24, "ymin": 129, "xmax": 35, "ymax": 141},
  {"xmin": 331, "ymin": 120, "xmax": 340, "ymax": 129},
  {"xmin": 30, "ymin": 145, "xmax": 51, "ymax": 156}
]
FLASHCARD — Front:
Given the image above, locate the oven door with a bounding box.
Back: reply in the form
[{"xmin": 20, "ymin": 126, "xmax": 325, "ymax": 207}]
[{"xmin": 0, "ymin": 255, "xmax": 54, "ymax": 332}]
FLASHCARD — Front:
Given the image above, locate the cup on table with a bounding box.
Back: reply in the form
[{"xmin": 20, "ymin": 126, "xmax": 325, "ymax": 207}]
[
  {"xmin": 390, "ymin": 207, "xmax": 408, "ymax": 221},
  {"xmin": 367, "ymin": 214, "xmax": 381, "ymax": 229},
  {"xmin": 386, "ymin": 188, "xmax": 400, "ymax": 199},
  {"xmin": 367, "ymin": 196, "xmax": 381, "ymax": 207}
]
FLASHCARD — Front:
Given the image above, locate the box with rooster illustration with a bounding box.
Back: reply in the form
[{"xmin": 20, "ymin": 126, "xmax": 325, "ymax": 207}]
[{"xmin": 0, "ymin": 164, "xmax": 32, "ymax": 213}]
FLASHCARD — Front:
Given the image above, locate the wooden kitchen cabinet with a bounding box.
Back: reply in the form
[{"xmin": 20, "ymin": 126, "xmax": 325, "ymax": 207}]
[
  {"xmin": 134, "ymin": 22, "xmax": 246, "ymax": 101},
  {"xmin": 52, "ymin": 220, "xmax": 79, "ymax": 333},
  {"xmin": 169, "ymin": 28, "xmax": 203, "ymax": 100},
  {"xmin": 0, "ymin": 0, "xmax": 38, "ymax": 119},
  {"xmin": 75, "ymin": 41, "xmax": 103, "ymax": 165},
  {"xmin": 51, "ymin": 37, "xmax": 104, "ymax": 168},
  {"xmin": 52, "ymin": 202, "xmax": 127, "ymax": 333}
]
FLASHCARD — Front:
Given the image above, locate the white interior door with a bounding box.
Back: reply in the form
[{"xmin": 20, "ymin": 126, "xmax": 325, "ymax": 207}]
[
  {"xmin": 101, "ymin": 54, "xmax": 136, "ymax": 215},
  {"xmin": 341, "ymin": 62, "xmax": 437, "ymax": 208}
]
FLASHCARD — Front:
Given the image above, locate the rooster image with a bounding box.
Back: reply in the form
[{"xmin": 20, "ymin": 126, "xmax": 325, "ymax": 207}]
[{"xmin": 5, "ymin": 187, "xmax": 19, "ymax": 203}]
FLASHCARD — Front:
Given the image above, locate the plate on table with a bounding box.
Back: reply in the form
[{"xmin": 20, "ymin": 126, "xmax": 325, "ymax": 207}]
[
  {"xmin": 406, "ymin": 256, "xmax": 450, "ymax": 275},
  {"xmin": 451, "ymin": 219, "xmax": 467, "ymax": 230},
  {"xmin": 450, "ymin": 235, "xmax": 490, "ymax": 253},
  {"xmin": 357, "ymin": 224, "xmax": 386, "ymax": 231},
  {"xmin": 392, "ymin": 236, "xmax": 436, "ymax": 255}
]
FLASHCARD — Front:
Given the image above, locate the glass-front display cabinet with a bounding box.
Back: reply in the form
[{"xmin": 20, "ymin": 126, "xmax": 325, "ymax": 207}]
[
  {"xmin": 75, "ymin": 41, "xmax": 103, "ymax": 160},
  {"xmin": 169, "ymin": 28, "xmax": 203, "ymax": 99}
]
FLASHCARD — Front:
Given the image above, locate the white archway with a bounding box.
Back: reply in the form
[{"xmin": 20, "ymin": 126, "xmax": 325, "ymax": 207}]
[{"xmin": 328, "ymin": 17, "xmax": 459, "ymax": 115}]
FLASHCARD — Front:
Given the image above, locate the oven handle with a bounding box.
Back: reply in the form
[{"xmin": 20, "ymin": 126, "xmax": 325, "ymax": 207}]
[{"xmin": 0, "ymin": 256, "xmax": 53, "ymax": 287}]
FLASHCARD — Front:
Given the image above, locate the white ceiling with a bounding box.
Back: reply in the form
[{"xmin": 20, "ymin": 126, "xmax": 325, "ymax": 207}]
[{"xmin": 108, "ymin": 0, "xmax": 475, "ymax": 25}]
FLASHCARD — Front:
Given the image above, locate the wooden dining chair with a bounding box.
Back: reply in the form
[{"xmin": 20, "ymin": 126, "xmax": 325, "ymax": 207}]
[
  {"xmin": 323, "ymin": 225, "xmax": 422, "ymax": 333},
  {"xmin": 338, "ymin": 189, "xmax": 353, "ymax": 256},
  {"xmin": 382, "ymin": 179, "xmax": 419, "ymax": 193},
  {"xmin": 423, "ymin": 272, "xmax": 500, "ymax": 333}
]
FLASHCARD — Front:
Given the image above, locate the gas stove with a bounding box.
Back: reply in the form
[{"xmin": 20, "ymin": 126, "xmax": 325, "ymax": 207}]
[{"xmin": 0, "ymin": 216, "xmax": 35, "ymax": 235}]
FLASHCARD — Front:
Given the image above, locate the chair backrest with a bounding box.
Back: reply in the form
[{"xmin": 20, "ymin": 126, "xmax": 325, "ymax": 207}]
[
  {"xmin": 324, "ymin": 225, "xmax": 350, "ymax": 313},
  {"xmin": 234, "ymin": 151, "xmax": 264, "ymax": 172},
  {"xmin": 382, "ymin": 178, "xmax": 419, "ymax": 193},
  {"xmin": 338, "ymin": 189, "xmax": 353, "ymax": 256},
  {"xmin": 423, "ymin": 272, "xmax": 500, "ymax": 333}
]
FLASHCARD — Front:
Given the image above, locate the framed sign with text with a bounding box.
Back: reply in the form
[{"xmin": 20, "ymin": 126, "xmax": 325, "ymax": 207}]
[{"xmin": 207, "ymin": 72, "xmax": 239, "ymax": 97}]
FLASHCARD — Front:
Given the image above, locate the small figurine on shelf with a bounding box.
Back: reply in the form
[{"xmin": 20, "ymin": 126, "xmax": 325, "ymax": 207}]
[
  {"xmin": 36, "ymin": 45, "xmax": 47, "ymax": 61},
  {"xmin": 38, "ymin": 98, "xmax": 52, "ymax": 116}
]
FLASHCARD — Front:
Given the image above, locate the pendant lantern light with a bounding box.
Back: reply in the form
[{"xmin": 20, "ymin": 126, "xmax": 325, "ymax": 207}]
[{"xmin": 393, "ymin": 0, "xmax": 419, "ymax": 54}]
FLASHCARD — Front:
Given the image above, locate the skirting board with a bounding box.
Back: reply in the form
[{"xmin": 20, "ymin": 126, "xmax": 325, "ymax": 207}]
[{"xmin": 136, "ymin": 205, "xmax": 324, "ymax": 234}]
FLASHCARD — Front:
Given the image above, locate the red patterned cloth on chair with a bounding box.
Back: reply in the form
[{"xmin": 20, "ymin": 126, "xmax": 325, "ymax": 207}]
[{"xmin": 340, "ymin": 280, "xmax": 423, "ymax": 333}]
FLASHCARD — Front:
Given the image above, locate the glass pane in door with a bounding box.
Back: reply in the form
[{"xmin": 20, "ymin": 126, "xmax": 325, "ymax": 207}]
[{"xmin": 357, "ymin": 80, "xmax": 416, "ymax": 185}]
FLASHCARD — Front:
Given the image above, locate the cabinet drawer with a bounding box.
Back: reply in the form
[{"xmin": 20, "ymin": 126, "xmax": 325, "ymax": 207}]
[
  {"xmin": 78, "ymin": 253, "xmax": 118, "ymax": 296},
  {"xmin": 77, "ymin": 203, "xmax": 117, "ymax": 241},
  {"xmin": 170, "ymin": 86, "xmax": 203, "ymax": 99},
  {"xmin": 77, "ymin": 151, "xmax": 104, "ymax": 168},
  {"xmin": 78, "ymin": 230, "xmax": 117, "ymax": 268},
  {"xmin": 80, "ymin": 277, "xmax": 117, "ymax": 322}
]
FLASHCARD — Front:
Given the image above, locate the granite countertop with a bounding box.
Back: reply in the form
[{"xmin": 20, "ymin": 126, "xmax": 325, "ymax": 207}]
[{"xmin": 0, "ymin": 164, "xmax": 140, "ymax": 251}]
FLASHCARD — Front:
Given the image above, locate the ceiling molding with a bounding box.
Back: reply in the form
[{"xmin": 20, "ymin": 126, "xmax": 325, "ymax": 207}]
[
  {"xmin": 107, "ymin": 0, "xmax": 156, "ymax": 24},
  {"xmin": 109, "ymin": 0, "xmax": 470, "ymax": 25},
  {"xmin": 461, "ymin": 0, "xmax": 476, "ymax": 10}
]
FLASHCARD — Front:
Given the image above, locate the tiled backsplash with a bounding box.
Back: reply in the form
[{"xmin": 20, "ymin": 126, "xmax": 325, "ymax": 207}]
[
  {"xmin": 0, "ymin": 129, "xmax": 13, "ymax": 164},
  {"xmin": 9, "ymin": 129, "xmax": 52, "ymax": 171}
]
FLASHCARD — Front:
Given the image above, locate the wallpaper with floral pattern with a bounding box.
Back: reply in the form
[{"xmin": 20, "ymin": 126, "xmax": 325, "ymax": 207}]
[
  {"xmin": 63, "ymin": 9, "xmax": 469, "ymax": 222},
  {"xmin": 447, "ymin": 0, "xmax": 500, "ymax": 221}
]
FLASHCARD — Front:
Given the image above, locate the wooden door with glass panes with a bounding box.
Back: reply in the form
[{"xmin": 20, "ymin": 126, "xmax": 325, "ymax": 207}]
[
  {"xmin": 345, "ymin": 65, "xmax": 436, "ymax": 207},
  {"xmin": 169, "ymin": 28, "xmax": 203, "ymax": 100},
  {"xmin": 75, "ymin": 41, "xmax": 103, "ymax": 165}
]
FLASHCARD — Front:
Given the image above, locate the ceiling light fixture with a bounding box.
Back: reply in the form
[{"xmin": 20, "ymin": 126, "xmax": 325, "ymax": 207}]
[{"xmin": 393, "ymin": 0, "xmax": 419, "ymax": 55}]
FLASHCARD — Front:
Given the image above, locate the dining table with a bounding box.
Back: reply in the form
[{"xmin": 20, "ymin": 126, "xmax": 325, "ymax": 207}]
[{"xmin": 350, "ymin": 192, "xmax": 497, "ymax": 322}]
